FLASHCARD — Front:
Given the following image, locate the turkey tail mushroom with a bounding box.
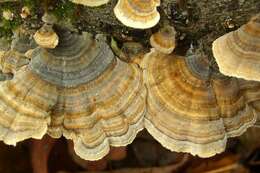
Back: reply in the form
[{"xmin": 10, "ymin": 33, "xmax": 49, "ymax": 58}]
[
  {"xmin": 44, "ymin": 31, "xmax": 146, "ymax": 160},
  {"xmin": 150, "ymin": 25, "xmax": 177, "ymax": 54},
  {"xmin": 142, "ymin": 49, "xmax": 257, "ymax": 158},
  {"xmin": 114, "ymin": 0, "xmax": 160, "ymax": 29},
  {"xmin": 33, "ymin": 13, "xmax": 59, "ymax": 49},
  {"xmin": 33, "ymin": 24, "xmax": 59, "ymax": 49},
  {"xmin": 0, "ymin": 67, "xmax": 57, "ymax": 145},
  {"xmin": 212, "ymin": 13, "xmax": 260, "ymax": 82},
  {"xmin": 0, "ymin": 27, "xmax": 146, "ymax": 161}
]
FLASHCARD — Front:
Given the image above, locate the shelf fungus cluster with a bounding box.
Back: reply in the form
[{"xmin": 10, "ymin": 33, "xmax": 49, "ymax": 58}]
[
  {"xmin": 135, "ymin": 27, "xmax": 260, "ymax": 157},
  {"xmin": 0, "ymin": 6, "xmax": 259, "ymax": 160},
  {"xmin": 0, "ymin": 27, "xmax": 146, "ymax": 161},
  {"xmin": 141, "ymin": 48, "xmax": 259, "ymax": 158},
  {"xmin": 212, "ymin": 13, "xmax": 260, "ymax": 82}
]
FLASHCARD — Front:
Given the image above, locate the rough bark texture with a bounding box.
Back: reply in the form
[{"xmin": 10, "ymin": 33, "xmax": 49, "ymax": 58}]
[
  {"xmin": 0, "ymin": 0, "xmax": 259, "ymax": 45},
  {"xmin": 63, "ymin": 0, "xmax": 260, "ymax": 69}
]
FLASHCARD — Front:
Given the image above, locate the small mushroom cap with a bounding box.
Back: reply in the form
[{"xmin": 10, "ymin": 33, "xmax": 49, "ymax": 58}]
[
  {"xmin": 114, "ymin": 0, "xmax": 160, "ymax": 29},
  {"xmin": 70, "ymin": 0, "xmax": 110, "ymax": 6},
  {"xmin": 142, "ymin": 49, "xmax": 257, "ymax": 158},
  {"xmin": 0, "ymin": 29, "xmax": 146, "ymax": 161},
  {"xmin": 212, "ymin": 13, "xmax": 260, "ymax": 81},
  {"xmin": 33, "ymin": 24, "xmax": 59, "ymax": 49},
  {"xmin": 150, "ymin": 25, "xmax": 176, "ymax": 54}
]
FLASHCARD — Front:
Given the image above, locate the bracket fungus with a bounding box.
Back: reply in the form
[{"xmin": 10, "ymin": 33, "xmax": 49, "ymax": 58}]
[
  {"xmin": 0, "ymin": 27, "xmax": 146, "ymax": 161},
  {"xmin": 212, "ymin": 13, "xmax": 260, "ymax": 82},
  {"xmin": 33, "ymin": 24, "xmax": 59, "ymax": 49},
  {"xmin": 114, "ymin": 0, "xmax": 161, "ymax": 29},
  {"xmin": 33, "ymin": 13, "xmax": 59, "ymax": 49},
  {"xmin": 142, "ymin": 49, "xmax": 258, "ymax": 158},
  {"xmin": 238, "ymin": 79, "xmax": 260, "ymax": 107},
  {"xmin": 70, "ymin": 0, "xmax": 110, "ymax": 7},
  {"xmin": 150, "ymin": 25, "xmax": 177, "ymax": 54}
]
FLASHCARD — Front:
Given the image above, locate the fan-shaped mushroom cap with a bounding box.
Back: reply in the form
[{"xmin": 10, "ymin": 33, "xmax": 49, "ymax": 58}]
[
  {"xmin": 70, "ymin": 0, "xmax": 109, "ymax": 6},
  {"xmin": 212, "ymin": 13, "xmax": 260, "ymax": 81},
  {"xmin": 0, "ymin": 67, "xmax": 57, "ymax": 145},
  {"xmin": 33, "ymin": 24, "xmax": 59, "ymax": 49},
  {"xmin": 237, "ymin": 79, "xmax": 260, "ymax": 119},
  {"xmin": 238, "ymin": 79, "xmax": 260, "ymax": 105},
  {"xmin": 46, "ymin": 31, "xmax": 146, "ymax": 160},
  {"xmin": 142, "ymin": 49, "xmax": 257, "ymax": 158},
  {"xmin": 0, "ymin": 28, "xmax": 146, "ymax": 160},
  {"xmin": 0, "ymin": 29, "xmax": 56, "ymax": 144},
  {"xmin": 150, "ymin": 25, "xmax": 176, "ymax": 54},
  {"xmin": 114, "ymin": 0, "xmax": 160, "ymax": 29}
]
